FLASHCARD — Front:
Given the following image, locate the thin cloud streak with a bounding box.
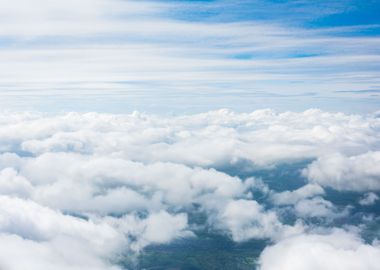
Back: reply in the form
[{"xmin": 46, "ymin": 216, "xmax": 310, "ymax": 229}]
[{"xmin": 0, "ymin": 0, "xmax": 379, "ymax": 112}]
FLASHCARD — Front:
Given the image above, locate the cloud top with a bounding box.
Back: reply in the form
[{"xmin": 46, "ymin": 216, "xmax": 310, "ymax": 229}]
[{"xmin": 0, "ymin": 109, "xmax": 379, "ymax": 268}]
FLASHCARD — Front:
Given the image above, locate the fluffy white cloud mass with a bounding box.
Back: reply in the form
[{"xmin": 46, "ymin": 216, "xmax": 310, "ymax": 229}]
[
  {"xmin": 271, "ymin": 184, "xmax": 346, "ymax": 219},
  {"xmin": 304, "ymin": 152, "xmax": 380, "ymax": 192},
  {"xmin": 0, "ymin": 109, "xmax": 378, "ymax": 268},
  {"xmin": 1, "ymin": 109, "xmax": 379, "ymax": 167},
  {"xmin": 259, "ymin": 229, "xmax": 380, "ymax": 270},
  {"xmin": 271, "ymin": 184, "xmax": 325, "ymax": 205}
]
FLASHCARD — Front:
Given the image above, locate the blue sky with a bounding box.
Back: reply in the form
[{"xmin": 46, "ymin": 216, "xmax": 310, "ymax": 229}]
[
  {"xmin": 0, "ymin": 0, "xmax": 379, "ymax": 113},
  {"xmin": 164, "ymin": 0, "xmax": 380, "ymax": 25}
]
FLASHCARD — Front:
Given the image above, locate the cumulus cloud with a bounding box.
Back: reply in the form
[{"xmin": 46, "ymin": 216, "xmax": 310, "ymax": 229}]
[
  {"xmin": 0, "ymin": 234, "xmax": 122, "ymax": 270},
  {"xmin": 271, "ymin": 184, "xmax": 347, "ymax": 219},
  {"xmin": 0, "ymin": 110, "xmax": 378, "ymax": 268},
  {"xmin": 107, "ymin": 211, "xmax": 193, "ymax": 252},
  {"xmin": 271, "ymin": 184, "xmax": 325, "ymax": 205},
  {"xmin": 259, "ymin": 229, "xmax": 380, "ymax": 270},
  {"xmin": 217, "ymin": 199, "xmax": 298, "ymax": 242},
  {"xmin": 0, "ymin": 168, "xmax": 32, "ymax": 198},
  {"xmin": 359, "ymin": 192, "xmax": 379, "ymax": 206},
  {"xmin": 1, "ymin": 109, "xmax": 379, "ymax": 167},
  {"xmin": 293, "ymin": 197, "xmax": 345, "ymax": 218},
  {"xmin": 304, "ymin": 152, "xmax": 380, "ymax": 192},
  {"xmin": 0, "ymin": 196, "xmax": 125, "ymax": 269},
  {"xmin": 0, "ymin": 195, "xmax": 192, "ymax": 269}
]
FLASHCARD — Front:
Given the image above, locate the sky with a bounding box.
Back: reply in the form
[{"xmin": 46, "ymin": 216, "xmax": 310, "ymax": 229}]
[
  {"xmin": 0, "ymin": 0, "xmax": 379, "ymax": 113},
  {"xmin": 0, "ymin": 2, "xmax": 380, "ymax": 270}
]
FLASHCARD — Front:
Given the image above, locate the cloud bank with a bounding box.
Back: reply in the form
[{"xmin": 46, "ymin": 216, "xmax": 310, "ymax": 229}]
[{"xmin": 0, "ymin": 109, "xmax": 378, "ymax": 268}]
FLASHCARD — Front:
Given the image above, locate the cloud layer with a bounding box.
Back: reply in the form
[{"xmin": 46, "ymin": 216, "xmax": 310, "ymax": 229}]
[
  {"xmin": 0, "ymin": 0, "xmax": 379, "ymax": 112},
  {"xmin": 0, "ymin": 109, "xmax": 379, "ymax": 268}
]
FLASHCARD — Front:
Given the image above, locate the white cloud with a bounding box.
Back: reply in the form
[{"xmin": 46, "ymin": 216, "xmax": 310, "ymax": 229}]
[
  {"xmin": 0, "ymin": 0, "xmax": 378, "ymax": 267},
  {"xmin": 0, "ymin": 168, "xmax": 32, "ymax": 198},
  {"xmin": 107, "ymin": 211, "xmax": 193, "ymax": 252},
  {"xmin": 13, "ymin": 152, "xmax": 246, "ymax": 211},
  {"xmin": 217, "ymin": 199, "xmax": 303, "ymax": 242},
  {"xmin": 304, "ymin": 152, "xmax": 380, "ymax": 192},
  {"xmin": 271, "ymin": 184, "xmax": 345, "ymax": 219},
  {"xmin": 293, "ymin": 197, "xmax": 344, "ymax": 218},
  {"xmin": 1, "ymin": 109, "xmax": 378, "ymax": 167},
  {"xmin": 359, "ymin": 192, "xmax": 379, "ymax": 206},
  {"xmin": 0, "ymin": 196, "xmax": 125, "ymax": 269},
  {"xmin": 271, "ymin": 184, "xmax": 325, "ymax": 205},
  {"xmin": 0, "ymin": 195, "xmax": 192, "ymax": 268},
  {"xmin": 0, "ymin": 0, "xmax": 379, "ymax": 111},
  {"xmin": 259, "ymin": 229, "xmax": 380, "ymax": 270},
  {"xmin": 0, "ymin": 110, "xmax": 378, "ymax": 267},
  {"xmin": 0, "ymin": 196, "xmax": 123, "ymax": 251},
  {"xmin": 0, "ymin": 234, "xmax": 122, "ymax": 270}
]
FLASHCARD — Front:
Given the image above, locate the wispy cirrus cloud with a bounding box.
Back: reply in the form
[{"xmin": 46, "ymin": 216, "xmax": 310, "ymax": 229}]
[{"xmin": 0, "ymin": 0, "xmax": 379, "ymax": 113}]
